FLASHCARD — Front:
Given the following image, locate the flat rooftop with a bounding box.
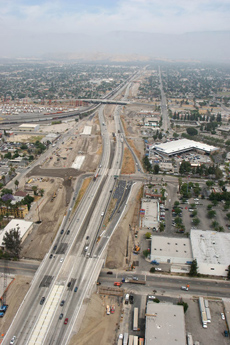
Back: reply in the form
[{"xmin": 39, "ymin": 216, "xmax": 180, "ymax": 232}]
[
  {"xmin": 145, "ymin": 302, "xmax": 186, "ymax": 345},
  {"xmin": 190, "ymin": 230, "xmax": 230, "ymax": 265},
  {"xmin": 141, "ymin": 199, "xmax": 158, "ymax": 227},
  {"xmin": 151, "ymin": 139, "xmax": 218, "ymax": 155},
  {"xmin": 151, "ymin": 236, "xmax": 192, "ymax": 259}
]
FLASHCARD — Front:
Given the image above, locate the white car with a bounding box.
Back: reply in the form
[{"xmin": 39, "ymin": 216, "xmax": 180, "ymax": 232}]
[
  {"xmin": 181, "ymin": 286, "xmax": 188, "ymax": 291},
  {"xmin": 148, "ymin": 295, "xmax": 156, "ymax": 300},
  {"xmin": 60, "ymin": 258, "xmax": 64, "ymax": 263},
  {"xmin": 10, "ymin": 336, "xmax": 16, "ymax": 345},
  {"xmin": 221, "ymin": 312, "xmax": 225, "ymax": 320},
  {"xmin": 119, "ymin": 334, "xmax": 123, "ymax": 340},
  {"xmin": 155, "ymin": 268, "xmax": 162, "ymax": 271},
  {"xmin": 133, "ymin": 276, "xmax": 138, "ymax": 281}
]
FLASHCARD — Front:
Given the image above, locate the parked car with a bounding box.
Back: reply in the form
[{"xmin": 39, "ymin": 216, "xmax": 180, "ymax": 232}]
[
  {"xmin": 133, "ymin": 276, "xmax": 138, "ymax": 281},
  {"xmin": 221, "ymin": 313, "xmax": 225, "ymax": 320},
  {"xmin": 155, "ymin": 268, "xmax": 162, "ymax": 271}
]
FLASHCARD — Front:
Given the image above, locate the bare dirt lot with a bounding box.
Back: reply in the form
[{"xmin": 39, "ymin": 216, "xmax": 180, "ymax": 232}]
[
  {"xmin": 70, "ymin": 293, "xmax": 121, "ymax": 345},
  {"xmin": 0, "ymin": 275, "xmax": 32, "ymax": 338}
]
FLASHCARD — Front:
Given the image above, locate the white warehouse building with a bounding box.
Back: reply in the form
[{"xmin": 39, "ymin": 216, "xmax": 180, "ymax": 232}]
[
  {"xmin": 190, "ymin": 230, "xmax": 230, "ymax": 277},
  {"xmin": 18, "ymin": 123, "xmax": 40, "ymax": 131},
  {"xmin": 140, "ymin": 199, "xmax": 159, "ymax": 229}
]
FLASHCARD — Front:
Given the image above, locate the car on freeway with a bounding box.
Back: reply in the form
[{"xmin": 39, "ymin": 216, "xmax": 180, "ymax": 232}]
[
  {"xmin": 74, "ymin": 286, "xmax": 78, "ymax": 292},
  {"xmin": 40, "ymin": 297, "xmax": 45, "ymax": 305},
  {"xmin": 67, "ymin": 230, "xmax": 70, "ymax": 235},
  {"xmin": 86, "ymin": 236, "xmax": 89, "ymax": 240},
  {"xmin": 64, "ymin": 318, "xmax": 68, "ymax": 325},
  {"xmin": 59, "ymin": 313, "xmax": 64, "ymax": 320},
  {"xmin": 10, "ymin": 336, "xmax": 16, "ymax": 344},
  {"xmin": 60, "ymin": 229, "xmax": 64, "ymax": 234},
  {"xmin": 49, "ymin": 254, "xmax": 53, "ymax": 259},
  {"xmin": 67, "ymin": 281, "xmax": 71, "ymax": 287},
  {"xmin": 60, "ymin": 300, "xmax": 65, "ymax": 306},
  {"xmin": 221, "ymin": 313, "xmax": 225, "ymax": 320},
  {"xmin": 53, "ymin": 245, "xmax": 57, "ymax": 251},
  {"xmin": 60, "ymin": 258, "xmax": 64, "ymax": 263},
  {"xmin": 133, "ymin": 276, "xmax": 138, "ymax": 281}
]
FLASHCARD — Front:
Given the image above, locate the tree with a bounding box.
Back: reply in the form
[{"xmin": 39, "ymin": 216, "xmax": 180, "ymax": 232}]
[
  {"xmin": 150, "ymin": 267, "xmax": 155, "ymax": 273},
  {"xmin": 193, "ymin": 218, "xmax": 200, "ymax": 226},
  {"xmin": 2, "ymin": 228, "xmax": 22, "ymax": 258},
  {"xmin": 207, "ymin": 210, "xmax": 216, "ymax": 219},
  {"xmin": 39, "ymin": 189, "xmax": 44, "ymax": 197},
  {"xmin": 186, "ymin": 127, "xmax": 198, "ymax": 136},
  {"xmin": 177, "ymin": 299, "xmax": 189, "ymax": 313},
  {"xmin": 145, "ymin": 232, "xmax": 152, "ymax": 239},
  {"xmin": 14, "ymin": 180, "xmax": 19, "ymax": 190},
  {"xmin": 143, "ymin": 250, "xmax": 149, "ymax": 258},
  {"xmin": 189, "ymin": 259, "xmax": 198, "ymax": 277},
  {"xmin": 32, "ymin": 186, "xmax": 38, "ymax": 196},
  {"xmin": 153, "ymin": 164, "xmax": 159, "ymax": 174},
  {"xmin": 159, "ymin": 222, "xmax": 164, "ymax": 232}
]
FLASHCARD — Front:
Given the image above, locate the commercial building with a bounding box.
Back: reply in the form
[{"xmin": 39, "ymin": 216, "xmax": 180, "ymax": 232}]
[
  {"xmin": 140, "ymin": 199, "xmax": 159, "ymax": 229},
  {"xmin": 150, "ymin": 139, "xmax": 218, "ymax": 157},
  {"xmin": 0, "ymin": 219, "xmax": 33, "ymax": 250},
  {"xmin": 150, "ymin": 236, "xmax": 192, "ymax": 264},
  {"xmin": 151, "ymin": 230, "xmax": 230, "ymax": 277},
  {"xmin": 145, "ymin": 302, "xmax": 186, "ymax": 345},
  {"xmin": 190, "ymin": 230, "xmax": 230, "ymax": 277},
  {"xmin": 18, "ymin": 124, "xmax": 40, "ymax": 131}
]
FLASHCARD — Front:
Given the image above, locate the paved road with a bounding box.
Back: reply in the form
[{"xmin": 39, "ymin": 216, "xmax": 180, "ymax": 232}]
[{"xmin": 99, "ymin": 271, "xmax": 230, "ymax": 299}]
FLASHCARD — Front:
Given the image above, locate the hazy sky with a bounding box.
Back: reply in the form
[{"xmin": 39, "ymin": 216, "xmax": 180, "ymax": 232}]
[{"xmin": 1, "ymin": 0, "xmax": 230, "ymax": 58}]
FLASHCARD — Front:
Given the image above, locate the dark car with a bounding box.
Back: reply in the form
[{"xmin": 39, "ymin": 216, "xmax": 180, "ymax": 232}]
[
  {"xmin": 64, "ymin": 318, "xmax": 68, "ymax": 325},
  {"xmin": 60, "ymin": 229, "xmax": 64, "ymax": 234},
  {"xmin": 129, "ymin": 295, "xmax": 134, "ymax": 304},
  {"xmin": 67, "ymin": 230, "xmax": 70, "ymax": 235},
  {"xmin": 74, "ymin": 286, "xmax": 78, "ymax": 292},
  {"xmin": 107, "ymin": 271, "xmax": 113, "ymax": 275},
  {"xmin": 53, "ymin": 245, "xmax": 57, "ymax": 251},
  {"xmin": 60, "ymin": 300, "xmax": 65, "ymax": 306},
  {"xmin": 40, "ymin": 297, "xmax": 45, "ymax": 305},
  {"xmin": 49, "ymin": 254, "xmax": 53, "ymax": 259},
  {"xmin": 59, "ymin": 313, "xmax": 64, "ymax": 320},
  {"xmin": 86, "ymin": 236, "xmax": 89, "ymax": 240},
  {"xmin": 67, "ymin": 282, "xmax": 71, "ymax": 287}
]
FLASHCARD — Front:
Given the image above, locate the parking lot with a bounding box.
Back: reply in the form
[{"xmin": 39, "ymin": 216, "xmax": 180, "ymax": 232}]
[{"xmin": 185, "ymin": 298, "xmax": 229, "ymax": 345}]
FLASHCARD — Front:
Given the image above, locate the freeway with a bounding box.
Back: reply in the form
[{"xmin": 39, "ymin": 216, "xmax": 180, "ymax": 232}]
[
  {"xmin": 2, "ymin": 79, "xmax": 134, "ymax": 345},
  {"xmin": 159, "ymin": 66, "xmax": 170, "ymax": 132}
]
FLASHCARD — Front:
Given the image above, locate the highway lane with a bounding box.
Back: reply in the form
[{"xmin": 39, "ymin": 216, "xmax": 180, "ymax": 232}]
[{"xmin": 159, "ymin": 66, "xmax": 170, "ymax": 133}]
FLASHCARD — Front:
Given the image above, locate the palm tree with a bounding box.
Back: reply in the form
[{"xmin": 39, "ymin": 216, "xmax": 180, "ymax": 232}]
[{"xmin": 39, "ymin": 189, "xmax": 44, "ymax": 197}]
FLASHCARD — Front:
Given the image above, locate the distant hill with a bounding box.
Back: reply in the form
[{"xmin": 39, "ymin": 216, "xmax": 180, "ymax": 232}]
[{"xmin": 2, "ymin": 30, "xmax": 230, "ymax": 63}]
